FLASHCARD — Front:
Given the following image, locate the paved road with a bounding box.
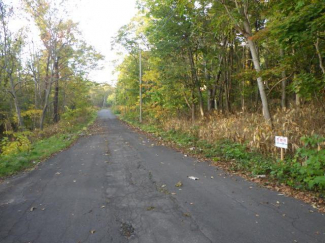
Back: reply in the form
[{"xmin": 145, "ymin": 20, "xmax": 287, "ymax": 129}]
[{"xmin": 0, "ymin": 109, "xmax": 324, "ymax": 243}]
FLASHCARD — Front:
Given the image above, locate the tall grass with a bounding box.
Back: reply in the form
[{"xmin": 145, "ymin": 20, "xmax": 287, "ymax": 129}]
[{"xmin": 162, "ymin": 105, "xmax": 325, "ymax": 155}]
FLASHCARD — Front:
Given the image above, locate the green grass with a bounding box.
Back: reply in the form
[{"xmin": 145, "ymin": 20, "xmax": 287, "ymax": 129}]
[{"xmin": 0, "ymin": 111, "xmax": 97, "ymax": 178}]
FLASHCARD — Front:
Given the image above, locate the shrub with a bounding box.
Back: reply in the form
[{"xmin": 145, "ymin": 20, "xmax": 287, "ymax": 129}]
[
  {"xmin": 1, "ymin": 131, "xmax": 31, "ymax": 155},
  {"xmin": 295, "ymin": 135, "xmax": 325, "ymax": 190}
]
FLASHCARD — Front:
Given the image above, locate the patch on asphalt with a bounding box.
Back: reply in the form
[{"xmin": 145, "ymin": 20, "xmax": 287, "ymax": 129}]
[{"xmin": 120, "ymin": 222, "xmax": 135, "ymax": 238}]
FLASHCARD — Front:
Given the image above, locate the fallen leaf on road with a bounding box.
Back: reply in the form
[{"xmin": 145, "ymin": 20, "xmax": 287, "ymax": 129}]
[
  {"xmin": 41, "ymin": 208, "xmax": 45, "ymax": 211},
  {"xmin": 175, "ymin": 181, "xmax": 183, "ymax": 187},
  {"xmin": 211, "ymin": 176, "xmax": 214, "ymax": 179},
  {"xmin": 90, "ymin": 230, "xmax": 96, "ymax": 234},
  {"xmin": 255, "ymin": 214, "xmax": 259, "ymax": 217},
  {"xmin": 30, "ymin": 207, "xmax": 36, "ymax": 212},
  {"xmin": 183, "ymin": 213, "xmax": 191, "ymax": 217},
  {"xmin": 73, "ymin": 180, "xmax": 76, "ymax": 183},
  {"xmin": 55, "ymin": 172, "xmax": 61, "ymax": 175},
  {"xmin": 146, "ymin": 206, "xmax": 155, "ymax": 211},
  {"xmin": 171, "ymin": 192, "xmax": 176, "ymax": 195},
  {"xmin": 101, "ymin": 205, "xmax": 105, "ymax": 208},
  {"xmin": 188, "ymin": 176, "xmax": 199, "ymax": 180},
  {"xmin": 161, "ymin": 184, "xmax": 166, "ymax": 188}
]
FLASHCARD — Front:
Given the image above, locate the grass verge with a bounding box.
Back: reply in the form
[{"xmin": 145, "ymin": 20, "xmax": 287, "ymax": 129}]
[{"xmin": 0, "ymin": 111, "xmax": 97, "ymax": 178}]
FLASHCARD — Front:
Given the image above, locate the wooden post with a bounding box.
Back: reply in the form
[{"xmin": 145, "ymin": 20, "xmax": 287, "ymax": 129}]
[
  {"xmin": 275, "ymin": 136, "xmax": 288, "ymax": 162},
  {"xmin": 139, "ymin": 47, "xmax": 142, "ymax": 123},
  {"xmin": 280, "ymin": 148, "xmax": 284, "ymax": 161}
]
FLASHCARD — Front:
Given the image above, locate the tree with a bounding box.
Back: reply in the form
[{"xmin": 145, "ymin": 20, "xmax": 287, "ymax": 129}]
[
  {"xmin": 0, "ymin": 2, "xmax": 25, "ymax": 129},
  {"xmin": 216, "ymin": 0, "xmax": 272, "ymax": 124},
  {"xmin": 24, "ymin": 0, "xmax": 103, "ymax": 129}
]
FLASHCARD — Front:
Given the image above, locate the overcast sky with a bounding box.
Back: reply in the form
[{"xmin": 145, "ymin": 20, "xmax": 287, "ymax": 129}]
[
  {"xmin": 70, "ymin": 0, "xmax": 137, "ymax": 84},
  {"xmin": 5, "ymin": 0, "xmax": 138, "ymax": 85}
]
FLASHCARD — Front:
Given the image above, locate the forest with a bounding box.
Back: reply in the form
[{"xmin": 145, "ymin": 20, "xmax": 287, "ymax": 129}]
[
  {"xmin": 0, "ymin": 0, "xmax": 113, "ymax": 174},
  {"xmin": 113, "ymin": 0, "xmax": 325, "ymax": 192}
]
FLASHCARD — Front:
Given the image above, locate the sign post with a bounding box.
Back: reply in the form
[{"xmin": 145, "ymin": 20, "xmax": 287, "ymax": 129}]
[{"xmin": 275, "ymin": 136, "xmax": 288, "ymax": 161}]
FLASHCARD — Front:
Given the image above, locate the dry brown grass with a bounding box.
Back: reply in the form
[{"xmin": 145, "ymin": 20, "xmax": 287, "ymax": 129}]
[{"xmin": 163, "ymin": 105, "xmax": 325, "ymax": 155}]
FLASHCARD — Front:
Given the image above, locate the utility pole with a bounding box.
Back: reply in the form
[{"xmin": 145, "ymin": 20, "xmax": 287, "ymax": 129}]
[
  {"xmin": 139, "ymin": 47, "xmax": 142, "ymax": 123},
  {"xmin": 102, "ymin": 95, "xmax": 106, "ymax": 108}
]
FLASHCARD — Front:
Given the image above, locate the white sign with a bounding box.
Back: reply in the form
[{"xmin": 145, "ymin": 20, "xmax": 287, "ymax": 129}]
[{"xmin": 275, "ymin": 136, "xmax": 288, "ymax": 149}]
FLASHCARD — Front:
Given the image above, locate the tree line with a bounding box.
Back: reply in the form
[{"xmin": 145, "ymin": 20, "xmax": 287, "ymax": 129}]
[
  {"xmin": 113, "ymin": 0, "xmax": 325, "ymax": 125},
  {"xmin": 0, "ymin": 0, "xmax": 104, "ymax": 135}
]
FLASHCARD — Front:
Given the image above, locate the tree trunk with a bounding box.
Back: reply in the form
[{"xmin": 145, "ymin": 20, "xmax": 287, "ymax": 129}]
[
  {"xmin": 204, "ymin": 61, "xmax": 212, "ymax": 111},
  {"xmin": 222, "ymin": 2, "xmax": 272, "ymax": 124},
  {"xmin": 207, "ymin": 89, "xmax": 213, "ymax": 111},
  {"xmin": 197, "ymin": 86, "xmax": 204, "ymax": 117},
  {"xmin": 211, "ymin": 56, "xmax": 223, "ymax": 110},
  {"xmin": 280, "ymin": 49, "xmax": 287, "ymax": 110},
  {"xmin": 246, "ymin": 38, "xmax": 272, "ymax": 125},
  {"xmin": 53, "ymin": 58, "xmax": 60, "ymax": 123},
  {"xmin": 224, "ymin": 53, "xmax": 230, "ymax": 113},
  {"xmin": 40, "ymin": 87, "xmax": 51, "ymax": 130},
  {"xmin": 315, "ymin": 37, "xmax": 325, "ymax": 74},
  {"xmin": 188, "ymin": 48, "xmax": 204, "ymax": 117},
  {"xmin": 9, "ymin": 77, "xmax": 24, "ymax": 129},
  {"xmin": 40, "ymin": 65, "xmax": 54, "ymax": 130},
  {"xmin": 191, "ymin": 91, "xmax": 195, "ymax": 124}
]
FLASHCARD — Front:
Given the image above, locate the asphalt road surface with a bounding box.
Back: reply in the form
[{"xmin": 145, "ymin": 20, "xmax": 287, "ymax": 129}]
[{"xmin": 1, "ymin": 109, "xmax": 325, "ymax": 243}]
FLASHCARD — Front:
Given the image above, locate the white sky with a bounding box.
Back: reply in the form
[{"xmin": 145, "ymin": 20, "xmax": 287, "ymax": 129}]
[
  {"xmin": 4, "ymin": 0, "xmax": 138, "ymax": 85},
  {"xmin": 70, "ymin": 0, "xmax": 137, "ymax": 84}
]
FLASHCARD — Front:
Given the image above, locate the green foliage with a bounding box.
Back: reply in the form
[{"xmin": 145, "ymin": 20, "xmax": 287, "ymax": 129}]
[
  {"xmin": 271, "ymin": 0, "xmax": 325, "ymax": 47},
  {"xmin": 270, "ymin": 135, "xmax": 325, "ymax": 191},
  {"xmin": 1, "ymin": 131, "xmax": 32, "ymax": 155},
  {"xmin": 291, "ymin": 72, "xmax": 325, "ymax": 100},
  {"xmin": 295, "ymin": 135, "xmax": 325, "ymax": 190}
]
